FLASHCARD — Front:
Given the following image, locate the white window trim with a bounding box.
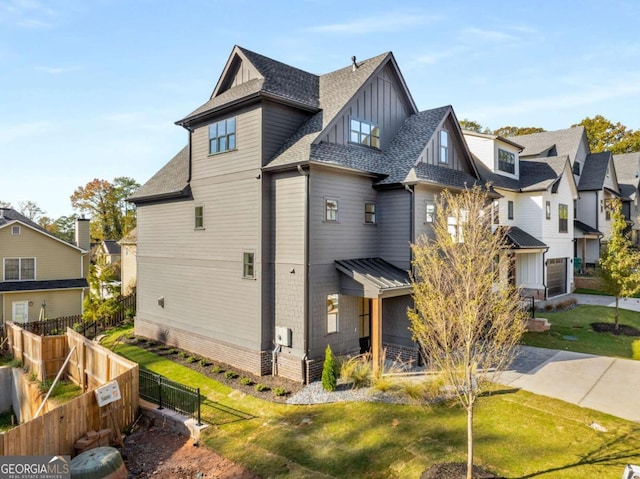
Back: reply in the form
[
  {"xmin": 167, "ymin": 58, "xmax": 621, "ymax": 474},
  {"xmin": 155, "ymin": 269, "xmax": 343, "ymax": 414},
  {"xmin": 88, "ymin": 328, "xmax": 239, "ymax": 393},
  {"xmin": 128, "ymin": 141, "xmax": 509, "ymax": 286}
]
[
  {"xmin": 364, "ymin": 202, "xmax": 376, "ymax": 224},
  {"xmin": 439, "ymin": 130, "xmax": 449, "ymax": 164},
  {"xmin": 3, "ymin": 257, "xmax": 36, "ymax": 281},
  {"xmin": 12, "ymin": 300, "xmax": 29, "ymax": 323},
  {"xmin": 325, "ymin": 198, "xmax": 339, "ymax": 222},
  {"xmin": 327, "ymin": 293, "xmax": 339, "ymax": 333},
  {"xmin": 11, "ymin": 225, "xmax": 20, "ymax": 235},
  {"xmin": 425, "ymin": 200, "xmax": 436, "ymax": 223}
]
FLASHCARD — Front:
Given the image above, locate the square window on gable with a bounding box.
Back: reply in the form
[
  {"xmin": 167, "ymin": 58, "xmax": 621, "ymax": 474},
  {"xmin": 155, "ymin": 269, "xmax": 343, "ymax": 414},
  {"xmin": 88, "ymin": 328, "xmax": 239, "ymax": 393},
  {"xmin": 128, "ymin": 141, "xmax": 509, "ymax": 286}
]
[
  {"xmin": 11, "ymin": 226, "xmax": 20, "ymax": 235},
  {"xmin": 209, "ymin": 117, "xmax": 236, "ymax": 154},
  {"xmin": 350, "ymin": 118, "xmax": 380, "ymax": 149}
]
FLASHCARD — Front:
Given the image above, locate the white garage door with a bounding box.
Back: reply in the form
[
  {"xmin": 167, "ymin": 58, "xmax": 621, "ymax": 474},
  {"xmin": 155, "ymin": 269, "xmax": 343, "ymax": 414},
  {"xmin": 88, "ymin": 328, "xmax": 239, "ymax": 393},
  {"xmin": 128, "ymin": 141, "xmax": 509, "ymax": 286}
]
[{"xmin": 547, "ymin": 258, "xmax": 567, "ymax": 297}]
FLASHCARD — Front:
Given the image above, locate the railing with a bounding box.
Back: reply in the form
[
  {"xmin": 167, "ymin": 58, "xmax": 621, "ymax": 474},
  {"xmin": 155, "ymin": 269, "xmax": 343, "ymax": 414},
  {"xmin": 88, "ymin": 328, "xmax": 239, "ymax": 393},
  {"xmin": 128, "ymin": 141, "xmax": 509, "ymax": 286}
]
[
  {"xmin": 20, "ymin": 293, "xmax": 136, "ymax": 339},
  {"xmin": 139, "ymin": 369, "xmax": 201, "ymax": 425},
  {"xmin": 520, "ymin": 296, "xmax": 535, "ymax": 319}
]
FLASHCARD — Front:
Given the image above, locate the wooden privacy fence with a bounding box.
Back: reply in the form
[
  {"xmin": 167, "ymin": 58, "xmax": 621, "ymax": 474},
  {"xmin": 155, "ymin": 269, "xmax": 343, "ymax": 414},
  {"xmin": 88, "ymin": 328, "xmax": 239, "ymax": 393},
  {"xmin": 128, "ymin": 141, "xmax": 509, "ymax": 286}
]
[{"xmin": 0, "ymin": 326, "xmax": 138, "ymax": 457}]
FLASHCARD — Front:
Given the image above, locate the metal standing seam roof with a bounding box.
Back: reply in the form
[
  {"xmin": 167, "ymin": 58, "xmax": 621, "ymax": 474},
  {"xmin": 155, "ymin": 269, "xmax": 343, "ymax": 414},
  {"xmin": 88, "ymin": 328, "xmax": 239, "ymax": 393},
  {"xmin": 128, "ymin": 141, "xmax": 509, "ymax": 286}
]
[
  {"xmin": 499, "ymin": 226, "xmax": 547, "ymax": 249},
  {"xmin": 335, "ymin": 258, "xmax": 411, "ymax": 291}
]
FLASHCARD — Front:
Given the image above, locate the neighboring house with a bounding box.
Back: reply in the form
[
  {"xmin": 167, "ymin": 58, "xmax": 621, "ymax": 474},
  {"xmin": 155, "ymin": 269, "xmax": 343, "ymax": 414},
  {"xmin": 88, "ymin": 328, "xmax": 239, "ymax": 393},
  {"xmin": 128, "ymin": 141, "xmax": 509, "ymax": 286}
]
[
  {"xmin": 513, "ymin": 127, "xmax": 623, "ymax": 269},
  {"xmin": 118, "ymin": 227, "xmax": 137, "ymax": 295},
  {"xmin": 129, "ymin": 46, "xmax": 488, "ymax": 383},
  {"xmin": 613, "ymin": 152, "xmax": 640, "ymax": 245},
  {"xmin": 94, "ymin": 240, "xmax": 122, "ymax": 268},
  {"xmin": 0, "ymin": 208, "xmax": 90, "ymax": 325},
  {"xmin": 464, "ymin": 131, "xmax": 578, "ymax": 298}
]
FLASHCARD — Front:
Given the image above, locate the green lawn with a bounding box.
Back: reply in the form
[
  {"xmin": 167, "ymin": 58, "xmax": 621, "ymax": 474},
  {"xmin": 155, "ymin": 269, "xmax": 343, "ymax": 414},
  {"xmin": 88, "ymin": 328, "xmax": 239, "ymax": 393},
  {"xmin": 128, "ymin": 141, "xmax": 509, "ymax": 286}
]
[
  {"xmin": 103, "ymin": 326, "xmax": 640, "ymax": 479},
  {"xmin": 522, "ymin": 305, "xmax": 640, "ymax": 358}
]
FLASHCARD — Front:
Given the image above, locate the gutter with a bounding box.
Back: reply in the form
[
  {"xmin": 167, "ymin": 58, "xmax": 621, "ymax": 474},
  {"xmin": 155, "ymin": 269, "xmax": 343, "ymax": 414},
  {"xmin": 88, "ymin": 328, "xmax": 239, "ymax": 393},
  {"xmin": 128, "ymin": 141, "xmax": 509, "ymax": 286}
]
[{"xmin": 297, "ymin": 165, "xmax": 311, "ymax": 382}]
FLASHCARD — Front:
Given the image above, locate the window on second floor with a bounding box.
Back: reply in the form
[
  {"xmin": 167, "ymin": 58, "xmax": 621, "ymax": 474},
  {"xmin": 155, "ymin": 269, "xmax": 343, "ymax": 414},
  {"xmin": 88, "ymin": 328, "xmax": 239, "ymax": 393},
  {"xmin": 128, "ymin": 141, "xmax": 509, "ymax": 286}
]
[
  {"xmin": 11, "ymin": 226, "xmax": 20, "ymax": 235},
  {"xmin": 194, "ymin": 206, "xmax": 204, "ymax": 229},
  {"xmin": 493, "ymin": 201, "xmax": 499, "ymax": 225},
  {"xmin": 573, "ymin": 161, "xmax": 581, "ymax": 175},
  {"xmin": 546, "ymin": 201, "xmax": 551, "ymax": 220},
  {"xmin": 559, "ymin": 204, "xmax": 568, "ymax": 233},
  {"xmin": 350, "ymin": 119, "xmax": 380, "ymax": 149},
  {"xmin": 325, "ymin": 198, "xmax": 338, "ymax": 222},
  {"xmin": 3, "ymin": 257, "xmax": 35, "ymax": 281},
  {"xmin": 209, "ymin": 117, "xmax": 236, "ymax": 154},
  {"xmin": 364, "ymin": 202, "xmax": 376, "ymax": 224},
  {"xmin": 447, "ymin": 209, "xmax": 468, "ymax": 243},
  {"xmin": 498, "ymin": 149, "xmax": 516, "ymax": 174},
  {"xmin": 439, "ymin": 130, "xmax": 449, "ymax": 164},
  {"xmin": 508, "ymin": 201, "xmax": 514, "ymax": 220}
]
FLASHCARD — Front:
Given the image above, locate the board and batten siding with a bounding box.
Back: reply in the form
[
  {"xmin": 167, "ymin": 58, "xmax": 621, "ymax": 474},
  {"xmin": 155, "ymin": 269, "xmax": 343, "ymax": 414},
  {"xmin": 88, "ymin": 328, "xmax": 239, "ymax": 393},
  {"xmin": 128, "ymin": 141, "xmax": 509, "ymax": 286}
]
[
  {"xmin": 416, "ymin": 116, "xmax": 472, "ymax": 174},
  {"xmin": 321, "ymin": 64, "xmax": 411, "ymax": 149},
  {"xmin": 0, "ymin": 226, "xmax": 84, "ymax": 280}
]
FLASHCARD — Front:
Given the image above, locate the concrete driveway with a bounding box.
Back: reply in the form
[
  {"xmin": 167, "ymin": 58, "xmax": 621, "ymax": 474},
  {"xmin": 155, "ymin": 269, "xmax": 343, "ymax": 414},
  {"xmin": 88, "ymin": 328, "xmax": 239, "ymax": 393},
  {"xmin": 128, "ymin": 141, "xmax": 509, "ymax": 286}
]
[{"xmin": 498, "ymin": 345, "xmax": 640, "ymax": 423}]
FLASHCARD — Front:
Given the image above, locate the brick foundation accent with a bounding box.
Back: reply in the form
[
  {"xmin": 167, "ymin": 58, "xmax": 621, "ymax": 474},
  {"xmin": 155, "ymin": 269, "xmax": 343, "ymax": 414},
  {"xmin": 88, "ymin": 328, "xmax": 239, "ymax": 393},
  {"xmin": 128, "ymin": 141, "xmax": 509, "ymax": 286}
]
[
  {"xmin": 305, "ymin": 358, "xmax": 324, "ymax": 384},
  {"xmin": 575, "ymin": 276, "xmax": 604, "ymax": 290},
  {"xmin": 384, "ymin": 342, "xmax": 419, "ymax": 366},
  {"xmin": 135, "ymin": 317, "xmax": 272, "ymax": 377},
  {"xmin": 274, "ymin": 350, "xmax": 305, "ymax": 383}
]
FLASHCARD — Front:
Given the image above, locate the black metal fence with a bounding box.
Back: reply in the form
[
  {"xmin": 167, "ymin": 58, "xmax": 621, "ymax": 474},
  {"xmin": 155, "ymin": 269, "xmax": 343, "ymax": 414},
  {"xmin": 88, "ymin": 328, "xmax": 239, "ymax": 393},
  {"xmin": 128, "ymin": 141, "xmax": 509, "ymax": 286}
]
[
  {"xmin": 139, "ymin": 369, "xmax": 201, "ymax": 425},
  {"xmin": 520, "ymin": 296, "xmax": 535, "ymax": 318}
]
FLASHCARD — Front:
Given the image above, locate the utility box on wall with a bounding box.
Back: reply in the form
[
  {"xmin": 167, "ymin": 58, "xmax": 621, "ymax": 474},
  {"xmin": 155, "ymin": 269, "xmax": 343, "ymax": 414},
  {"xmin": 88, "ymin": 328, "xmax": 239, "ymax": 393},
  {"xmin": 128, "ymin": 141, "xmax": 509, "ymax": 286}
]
[{"xmin": 275, "ymin": 326, "xmax": 292, "ymax": 347}]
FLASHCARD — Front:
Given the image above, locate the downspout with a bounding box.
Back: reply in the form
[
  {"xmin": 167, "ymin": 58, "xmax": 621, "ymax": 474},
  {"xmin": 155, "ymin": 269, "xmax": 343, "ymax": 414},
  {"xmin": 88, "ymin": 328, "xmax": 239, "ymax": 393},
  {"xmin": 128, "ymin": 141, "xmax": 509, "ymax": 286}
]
[
  {"xmin": 542, "ymin": 248, "xmax": 549, "ymax": 299},
  {"xmin": 186, "ymin": 126, "xmax": 193, "ymax": 182},
  {"xmin": 297, "ymin": 165, "xmax": 311, "ymax": 383},
  {"xmin": 404, "ymin": 184, "xmax": 415, "ymax": 263}
]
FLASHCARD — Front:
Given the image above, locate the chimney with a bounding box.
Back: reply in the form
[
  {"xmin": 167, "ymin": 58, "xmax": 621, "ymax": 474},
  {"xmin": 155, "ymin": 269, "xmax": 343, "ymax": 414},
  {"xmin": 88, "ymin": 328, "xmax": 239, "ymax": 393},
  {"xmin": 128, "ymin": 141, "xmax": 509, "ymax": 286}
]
[
  {"xmin": 75, "ymin": 216, "xmax": 91, "ymax": 251},
  {"xmin": 351, "ymin": 55, "xmax": 358, "ymax": 72}
]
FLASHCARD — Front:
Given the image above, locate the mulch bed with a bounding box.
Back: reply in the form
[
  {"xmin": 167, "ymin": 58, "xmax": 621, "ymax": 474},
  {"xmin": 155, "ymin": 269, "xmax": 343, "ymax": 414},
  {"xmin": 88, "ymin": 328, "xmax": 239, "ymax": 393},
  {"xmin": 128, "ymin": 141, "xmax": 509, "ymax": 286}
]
[
  {"xmin": 591, "ymin": 322, "xmax": 640, "ymax": 336},
  {"xmin": 120, "ymin": 335, "xmax": 303, "ymax": 403},
  {"xmin": 421, "ymin": 462, "xmax": 504, "ymax": 479}
]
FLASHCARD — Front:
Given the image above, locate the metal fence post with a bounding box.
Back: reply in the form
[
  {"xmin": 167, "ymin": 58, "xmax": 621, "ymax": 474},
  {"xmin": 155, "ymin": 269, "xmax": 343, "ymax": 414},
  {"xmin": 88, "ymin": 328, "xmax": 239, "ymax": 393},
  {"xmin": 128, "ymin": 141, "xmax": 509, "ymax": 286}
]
[
  {"xmin": 157, "ymin": 375, "xmax": 163, "ymax": 410},
  {"xmin": 196, "ymin": 388, "xmax": 202, "ymax": 426}
]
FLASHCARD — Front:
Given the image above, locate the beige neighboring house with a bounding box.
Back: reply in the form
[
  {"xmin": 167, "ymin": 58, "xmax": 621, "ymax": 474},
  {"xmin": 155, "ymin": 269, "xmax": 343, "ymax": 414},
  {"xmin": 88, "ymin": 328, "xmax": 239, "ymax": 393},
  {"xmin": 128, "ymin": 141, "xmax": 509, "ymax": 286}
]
[
  {"xmin": 0, "ymin": 208, "xmax": 90, "ymax": 325},
  {"xmin": 118, "ymin": 227, "xmax": 137, "ymax": 295}
]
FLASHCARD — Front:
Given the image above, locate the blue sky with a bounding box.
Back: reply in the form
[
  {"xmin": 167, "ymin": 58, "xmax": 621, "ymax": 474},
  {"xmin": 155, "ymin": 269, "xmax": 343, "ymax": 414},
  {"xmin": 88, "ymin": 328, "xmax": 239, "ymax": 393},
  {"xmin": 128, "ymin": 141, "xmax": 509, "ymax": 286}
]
[{"xmin": 2, "ymin": 0, "xmax": 640, "ymax": 219}]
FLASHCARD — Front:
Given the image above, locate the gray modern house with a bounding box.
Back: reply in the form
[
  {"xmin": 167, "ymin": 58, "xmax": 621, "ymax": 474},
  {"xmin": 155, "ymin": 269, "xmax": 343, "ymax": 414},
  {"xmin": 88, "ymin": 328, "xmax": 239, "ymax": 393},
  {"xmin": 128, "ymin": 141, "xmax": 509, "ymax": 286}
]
[{"xmin": 130, "ymin": 46, "xmax": 486, "ymax": 382}]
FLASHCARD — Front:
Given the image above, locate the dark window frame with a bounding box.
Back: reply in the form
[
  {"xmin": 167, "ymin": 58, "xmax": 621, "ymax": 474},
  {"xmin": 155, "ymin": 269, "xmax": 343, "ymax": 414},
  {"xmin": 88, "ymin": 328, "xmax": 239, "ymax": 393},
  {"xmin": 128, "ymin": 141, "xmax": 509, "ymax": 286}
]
[
  {"xmin": 508, "ymin": 200, "xmax": 514, "ymax": 220},
  {"xmin": 325, "ymin": 198, "xmax": 339, "ymax": 222},
  {"xmin": 364, "ymin": 202, "xmax": 376, "ymax": 224},
  {"xmin": 559, "ymin": 204, "xmax": 568, "ymax": 233},
  {"xmin": 194, "ymin": 206, "xmax": 204, "ymax": 229},
  {"xmin": 208, "ymin": 117, "xmax": 236, "ymax": 155},
  {"xmin": 498, "ymin": 149, "xmax": 516, "ymax": 174},
  {"xmin": 350, "ymin": 118, "xmax": 380, "ymax": 149}
]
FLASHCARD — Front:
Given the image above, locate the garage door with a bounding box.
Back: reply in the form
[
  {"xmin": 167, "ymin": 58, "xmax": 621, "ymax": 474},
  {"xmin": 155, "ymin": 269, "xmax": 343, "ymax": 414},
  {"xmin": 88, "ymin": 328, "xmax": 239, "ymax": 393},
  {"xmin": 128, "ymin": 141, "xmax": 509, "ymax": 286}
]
[{"xmin": 547, "ymin": 258, "xmax": 567, "ymax": 297}]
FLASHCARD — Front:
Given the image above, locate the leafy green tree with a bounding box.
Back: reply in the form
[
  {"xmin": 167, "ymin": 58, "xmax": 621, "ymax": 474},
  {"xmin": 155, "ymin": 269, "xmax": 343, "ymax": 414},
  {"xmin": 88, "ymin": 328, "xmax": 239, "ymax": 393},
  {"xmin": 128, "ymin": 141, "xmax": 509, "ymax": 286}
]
[
  {"xmin": 70, "ymin": 177, "xmax": 139, "ymax": 241},
  {"xmin": 44, "ymin": 215, "xmax": 78, "ymax": 243},
  {"xmin": 493, "ymin": 125, "xmax": 546, "ymax": 137},
  {"xmin": 17, "ymin": 200, "xmax": 45, "ymax": 222},
  {"xmin": 408, "ymin": 186, "xmax": 527, "ymax": 479},
  {"xmin": 573, "ymin": 115, "xmax": 630, "ymax": 153},
  {"xmin": 322, "ymin": 345, "xmax": 338, "ymax": 392},
  {"xmin": 599, "ymin": 198, "xmax": 640, "ymax": 329},
  {"xmin": 459, "ymin": 119, "xmax": 489, "ymax": 133}
]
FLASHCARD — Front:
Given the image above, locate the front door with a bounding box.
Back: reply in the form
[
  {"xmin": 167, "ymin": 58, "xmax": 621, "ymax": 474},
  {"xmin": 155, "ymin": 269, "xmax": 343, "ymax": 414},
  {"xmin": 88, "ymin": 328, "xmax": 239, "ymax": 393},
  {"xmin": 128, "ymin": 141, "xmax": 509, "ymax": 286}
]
[
  {"xmin": 12, "ymin": 301, "xmax": 29, "ymax": 323},
  {"xmin": 358, "ymin": 298, "xmax": 372, "ymax": 354}
]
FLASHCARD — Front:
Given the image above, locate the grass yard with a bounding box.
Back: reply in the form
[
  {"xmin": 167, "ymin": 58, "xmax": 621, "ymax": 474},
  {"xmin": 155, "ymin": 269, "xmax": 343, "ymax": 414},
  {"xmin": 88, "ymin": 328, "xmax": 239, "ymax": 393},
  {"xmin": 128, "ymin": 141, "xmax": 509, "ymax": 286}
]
[
  {"xmin": 522, "ymin": 305, "xmax": 640, "ymax": 358},
  {"xmin": 103, "ymin": 326, "xmax": 640, "ymax": 478}
]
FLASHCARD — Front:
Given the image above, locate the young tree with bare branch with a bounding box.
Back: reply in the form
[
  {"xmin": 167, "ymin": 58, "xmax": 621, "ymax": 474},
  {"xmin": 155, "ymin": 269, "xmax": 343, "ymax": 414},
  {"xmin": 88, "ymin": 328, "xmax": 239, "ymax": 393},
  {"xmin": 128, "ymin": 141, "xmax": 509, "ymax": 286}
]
[{"xmin": 408, "ymin": 186, "xmax": 527, "ymax": 479}]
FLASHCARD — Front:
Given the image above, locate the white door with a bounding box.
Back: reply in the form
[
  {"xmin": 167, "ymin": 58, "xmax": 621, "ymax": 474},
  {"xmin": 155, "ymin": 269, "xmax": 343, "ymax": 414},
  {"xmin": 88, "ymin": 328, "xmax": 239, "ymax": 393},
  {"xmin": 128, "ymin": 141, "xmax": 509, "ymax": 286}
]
[{"xmin": 12, "ymin": 301, "xmax": 29, "ymax": 323}]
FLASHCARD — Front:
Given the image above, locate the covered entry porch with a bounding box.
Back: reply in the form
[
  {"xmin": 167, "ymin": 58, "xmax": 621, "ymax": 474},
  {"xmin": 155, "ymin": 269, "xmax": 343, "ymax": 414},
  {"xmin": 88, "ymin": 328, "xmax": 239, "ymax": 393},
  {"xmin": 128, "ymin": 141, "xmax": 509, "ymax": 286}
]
[{"xmin": 335, "ymin": 258, "xmax": 414, "ymax": 374}]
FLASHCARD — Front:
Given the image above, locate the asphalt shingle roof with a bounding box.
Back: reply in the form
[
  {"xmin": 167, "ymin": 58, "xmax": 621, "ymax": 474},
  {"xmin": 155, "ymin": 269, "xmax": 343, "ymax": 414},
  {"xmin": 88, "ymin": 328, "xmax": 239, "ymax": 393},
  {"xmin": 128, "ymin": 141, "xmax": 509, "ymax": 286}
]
[
  {"xmin": 119, "ymin": 227, "xmax": 137, "ymax": 245},
  {"xmin": 513, "ymin": 127, "xmax": 586, "ymax": 162},
  {"xmin": 0, "ymin": 278, "xmax": 88, "ymax": 292},
  {"xmin": 0, "ymin": 208, "xmax": 45, "ymax": 232},
  {"xmin": 102, "ymin": 240, "xmax": 121, "ymax": 256},
  {"xmin": 477, "ymin": 156, "xmax": 569, "ymax": 192},
  {"xmin": 578, "ymin": 151, "xmax": 613, "ymax": 191},
  {"xmin": 613, "ymin": 153, "xmax": 640, "ymax": 200},
  {"xmin": 574, "ymin": 220, "xmax": 602, "ymax": 235},
  {"xmin": 128, "ymin": 146, "xmax": 191, "ymax": 203}
]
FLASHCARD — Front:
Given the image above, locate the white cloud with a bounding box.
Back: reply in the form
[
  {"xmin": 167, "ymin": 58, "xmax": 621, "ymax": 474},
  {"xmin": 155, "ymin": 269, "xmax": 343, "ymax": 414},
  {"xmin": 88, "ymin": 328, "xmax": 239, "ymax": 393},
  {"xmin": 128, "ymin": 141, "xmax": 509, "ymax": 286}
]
[
  {"xmin": 462, "ymin": 27, "xmax": 516, "ymax": 43},
  {"xmin": 34, "ymin": 65, "xmax": 79, "ymax": 75},
  {"xmin": 307, "ymin": 12, "xmax": 438, "ymax": 34},
  {"xmin": 0, "ymin": 121, "xmax": 52, "ymax": 144},
  {"xmin": 0, "ymin": 0, "xmax": 57, "ymax": 28}
]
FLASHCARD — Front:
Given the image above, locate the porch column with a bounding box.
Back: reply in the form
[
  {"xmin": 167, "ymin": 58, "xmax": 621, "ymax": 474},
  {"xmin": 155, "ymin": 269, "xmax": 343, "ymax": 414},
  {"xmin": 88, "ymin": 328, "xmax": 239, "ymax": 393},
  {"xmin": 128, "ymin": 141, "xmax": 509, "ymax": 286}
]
[
  {"xmin": 372, "ymin": 297, "xmax": 382, "ymax": 376},
  {"xmin": 582, "ymin": 238, "xmax": 586, "ymax": 266}
]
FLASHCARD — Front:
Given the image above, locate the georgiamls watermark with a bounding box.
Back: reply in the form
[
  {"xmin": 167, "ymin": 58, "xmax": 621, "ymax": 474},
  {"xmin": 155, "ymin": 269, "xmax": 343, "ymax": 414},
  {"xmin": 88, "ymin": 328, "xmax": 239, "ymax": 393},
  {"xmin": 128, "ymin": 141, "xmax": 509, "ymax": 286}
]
[{"xmin": 0, "ymin": 456, "xmax": 70, "ymax": 479}]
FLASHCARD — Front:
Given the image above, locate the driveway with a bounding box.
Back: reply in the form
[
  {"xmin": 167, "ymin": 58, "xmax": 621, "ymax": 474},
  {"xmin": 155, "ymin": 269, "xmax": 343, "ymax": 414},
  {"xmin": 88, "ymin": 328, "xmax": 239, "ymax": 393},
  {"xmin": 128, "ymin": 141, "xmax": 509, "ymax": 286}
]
[{"xmin": 498, "ymin": 293, "xmax": 640, "ymax": 423}]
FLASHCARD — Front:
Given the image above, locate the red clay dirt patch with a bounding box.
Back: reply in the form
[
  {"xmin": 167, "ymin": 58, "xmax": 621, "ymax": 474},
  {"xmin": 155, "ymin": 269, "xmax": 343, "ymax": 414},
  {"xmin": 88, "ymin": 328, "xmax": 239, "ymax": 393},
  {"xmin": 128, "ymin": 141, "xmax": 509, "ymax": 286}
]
[
  {"xmin": 120, "ymin": 415, "xmax": 259, "ymax": 478},
  {"xmin": 591, "ymin": 322, "xmax": 640, "ymax": 336}
]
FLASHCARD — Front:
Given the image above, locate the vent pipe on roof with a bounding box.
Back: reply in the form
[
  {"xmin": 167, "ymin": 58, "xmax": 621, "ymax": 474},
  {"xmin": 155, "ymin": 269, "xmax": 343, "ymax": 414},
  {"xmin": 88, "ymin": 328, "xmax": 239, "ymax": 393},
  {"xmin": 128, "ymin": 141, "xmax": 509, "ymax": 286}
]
[{"xmin": 351, "ymin": 56, "xmax": 358, "ymax": 71}]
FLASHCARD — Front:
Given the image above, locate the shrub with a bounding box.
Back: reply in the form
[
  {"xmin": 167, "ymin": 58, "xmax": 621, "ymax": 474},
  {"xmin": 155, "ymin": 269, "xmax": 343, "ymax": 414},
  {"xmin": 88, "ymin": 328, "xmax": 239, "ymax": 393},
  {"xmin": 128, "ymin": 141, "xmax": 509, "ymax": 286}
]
[
  {"xmin": 167, "ymin": 348, "xmax": 177, "ymax": 355},
  {"xmin": 255, "ymin": 383, "xmax": 269, "ymax": 392},
  {"xmin": 322, "ymin": 345, "xmax": 338, "ymax": 392},
  {"xmin": 224, "ymin": 371, "xmax": 238, "ymax": 379},
  {"xmin": 199, "ymin": 358, "xmax": 210, "ymax": 367},
  {"xmin": 212, "ymin": 365, "xmax": 225, "ymax": 374},
  {"xmin": 185, "ymin": 356, "xmax": 198, "ymax": 363},
  {"xmin": 340, "ymin": 353, "xmax": 372, "ymax": 389},
  {"xmin": 178, "ymin": 351, "xmax": 189, "ymax": 359},
  {"xmin": 633, "ymin": 340, "xmax": 640, "ymax": 360},
  {"xmin": 239, "ymin": 377, "xmax": 253, "ymax": 386},
  {"xmin": 273, "ymin": 387, "xmax": 287, "ymax": 397}
]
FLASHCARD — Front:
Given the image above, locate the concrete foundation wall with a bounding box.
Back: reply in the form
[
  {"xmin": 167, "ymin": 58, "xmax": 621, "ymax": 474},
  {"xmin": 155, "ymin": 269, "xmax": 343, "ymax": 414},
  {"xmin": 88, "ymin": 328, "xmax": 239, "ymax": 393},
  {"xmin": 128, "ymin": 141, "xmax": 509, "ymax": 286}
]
[{"xmin": 0, "ymin": 367, "xmax": 12, "ymax": 414}]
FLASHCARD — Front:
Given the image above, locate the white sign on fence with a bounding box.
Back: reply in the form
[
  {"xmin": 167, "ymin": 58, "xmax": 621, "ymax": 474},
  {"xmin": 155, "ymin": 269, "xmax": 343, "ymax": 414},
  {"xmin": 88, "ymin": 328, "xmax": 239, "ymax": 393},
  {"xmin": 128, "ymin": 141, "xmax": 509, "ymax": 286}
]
[{"xmin": 95, "ymin": 380, "xmax": 122, "ymax": 407}]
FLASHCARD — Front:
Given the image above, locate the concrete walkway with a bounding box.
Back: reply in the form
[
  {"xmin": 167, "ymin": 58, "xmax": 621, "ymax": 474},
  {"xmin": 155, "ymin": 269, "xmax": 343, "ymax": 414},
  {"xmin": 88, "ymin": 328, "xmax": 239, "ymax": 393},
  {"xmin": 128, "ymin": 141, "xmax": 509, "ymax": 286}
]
[{"xmin": 497, "ymin": 293, "xmax": 640, "ymax": 423}]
